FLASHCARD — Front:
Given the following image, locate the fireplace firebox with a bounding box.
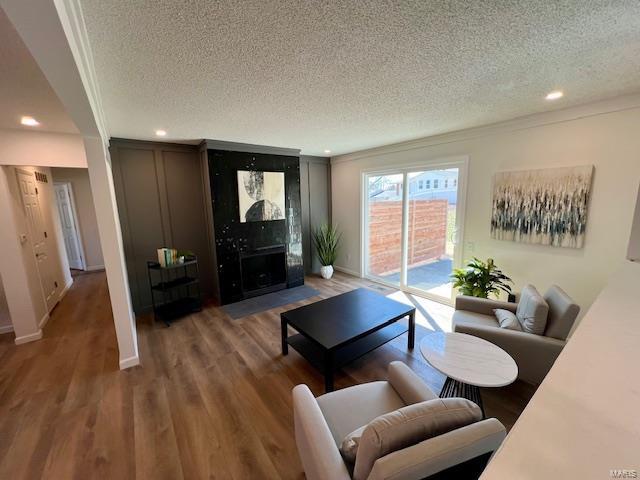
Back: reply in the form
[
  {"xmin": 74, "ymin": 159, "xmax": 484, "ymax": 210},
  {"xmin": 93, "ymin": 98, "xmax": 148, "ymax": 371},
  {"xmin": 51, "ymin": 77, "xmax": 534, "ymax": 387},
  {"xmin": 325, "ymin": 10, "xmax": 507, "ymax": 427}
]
[{"xmin": 239, "ymin": 245, "xmax": 287, "ymax": 298}]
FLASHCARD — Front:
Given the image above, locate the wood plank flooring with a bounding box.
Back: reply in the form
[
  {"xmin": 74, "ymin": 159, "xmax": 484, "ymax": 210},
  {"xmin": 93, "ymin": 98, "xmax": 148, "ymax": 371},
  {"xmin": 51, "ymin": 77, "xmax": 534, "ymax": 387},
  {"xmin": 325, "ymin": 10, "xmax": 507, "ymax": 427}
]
[{"xmin": 0, "ymin": 271, "xmax": 535, "ymax": 479}]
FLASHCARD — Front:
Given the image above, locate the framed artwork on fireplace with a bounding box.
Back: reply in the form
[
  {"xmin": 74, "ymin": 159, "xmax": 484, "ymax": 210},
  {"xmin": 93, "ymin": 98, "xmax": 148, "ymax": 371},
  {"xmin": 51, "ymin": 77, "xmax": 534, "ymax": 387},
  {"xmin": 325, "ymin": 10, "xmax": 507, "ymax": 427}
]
[{"xmin": 237, "ymin": 170, "xmax": 285, "ymax": 222}]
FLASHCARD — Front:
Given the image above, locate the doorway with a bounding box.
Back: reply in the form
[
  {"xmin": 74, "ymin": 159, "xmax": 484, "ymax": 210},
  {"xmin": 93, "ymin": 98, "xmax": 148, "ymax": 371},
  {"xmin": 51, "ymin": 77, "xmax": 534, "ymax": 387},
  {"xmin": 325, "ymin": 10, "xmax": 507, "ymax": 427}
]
[
  {"xmin": 16, "ymin": 169, "xmax": 59, "ymax": 312},
  {"xmin": 362, "ymin": 157, "xmax": 467, "ymax": 305},
  {"xmin": 54, "ymin": 182, "xmax": 86, "ymax": 270}
]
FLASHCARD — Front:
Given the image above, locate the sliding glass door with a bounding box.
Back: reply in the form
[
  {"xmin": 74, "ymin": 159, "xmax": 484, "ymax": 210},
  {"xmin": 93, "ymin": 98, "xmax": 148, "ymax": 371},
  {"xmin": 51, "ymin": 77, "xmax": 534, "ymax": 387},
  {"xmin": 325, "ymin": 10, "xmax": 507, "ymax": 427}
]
[
  {"xmin": 363, "ymin": 159, "xmax": 466, "ymax": 304},
  {"xmin": 365, "ymin": 174, "xmax": 404, "ymax": 287}
]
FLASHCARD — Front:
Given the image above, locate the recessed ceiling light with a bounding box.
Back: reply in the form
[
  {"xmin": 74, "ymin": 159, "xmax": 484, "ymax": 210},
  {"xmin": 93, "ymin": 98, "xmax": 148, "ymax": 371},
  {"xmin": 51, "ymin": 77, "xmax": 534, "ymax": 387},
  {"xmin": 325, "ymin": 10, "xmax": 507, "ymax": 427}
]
[
  {"xmin": 155, "ymin": 129, "xmax": 167, "ymax": 137},
  {"xmin": 324, "ymin": 149, "xmax": 331, "ymax": 154},
  {"xmin": 545, "ymin": 91, "xmax": 564, "ymax": 101},
  {"xmin": 21, "ymin": 116, "xmax": 40, "ymax": 126}
]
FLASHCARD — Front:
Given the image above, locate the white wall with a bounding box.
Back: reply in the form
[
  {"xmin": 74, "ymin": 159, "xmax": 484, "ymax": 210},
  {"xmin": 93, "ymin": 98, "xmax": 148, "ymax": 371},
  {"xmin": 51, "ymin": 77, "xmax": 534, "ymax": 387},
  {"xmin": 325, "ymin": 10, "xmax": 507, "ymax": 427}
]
[
  {"xmin": 0, "ymin": 128, "xmax": 87, "ymax": 167},
  {"xmin": 331, "ymin": 101, "xmax": 640, "ymax": 316},
  {"xmin": 51, "ymin": 167, "xmax": 104, "ymax": 269}
]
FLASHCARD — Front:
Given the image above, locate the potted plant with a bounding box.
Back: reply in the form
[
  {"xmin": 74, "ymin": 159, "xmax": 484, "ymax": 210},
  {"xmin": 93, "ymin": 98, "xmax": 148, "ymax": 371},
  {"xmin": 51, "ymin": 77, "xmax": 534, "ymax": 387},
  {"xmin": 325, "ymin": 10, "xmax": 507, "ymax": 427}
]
[
  {"xmin": 313, "ymin": 224, "xmax": 341, "ymax": 279},
  {"xmin": 451, "ymin": 257, "xmax": 512, "ymax": 299}
]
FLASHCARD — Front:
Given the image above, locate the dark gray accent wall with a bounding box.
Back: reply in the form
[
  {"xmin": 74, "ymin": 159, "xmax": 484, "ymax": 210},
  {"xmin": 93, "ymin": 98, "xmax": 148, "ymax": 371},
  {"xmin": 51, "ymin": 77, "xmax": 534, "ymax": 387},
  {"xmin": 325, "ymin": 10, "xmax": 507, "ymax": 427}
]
[
  {"xmin": 109, "ymin": 138, "xmax": 214, "ymax": 313},
  {"xmin": 300, "ymin": 156, "xmax": 331, "ymax": 274}
]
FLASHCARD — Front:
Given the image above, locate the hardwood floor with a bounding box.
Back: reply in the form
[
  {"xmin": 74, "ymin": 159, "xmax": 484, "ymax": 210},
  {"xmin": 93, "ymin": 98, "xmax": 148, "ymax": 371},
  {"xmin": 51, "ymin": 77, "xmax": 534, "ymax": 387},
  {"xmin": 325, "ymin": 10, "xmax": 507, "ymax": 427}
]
[{"xmin": 0, "ymin": 271, "xmax": 535, "ymax": 479}]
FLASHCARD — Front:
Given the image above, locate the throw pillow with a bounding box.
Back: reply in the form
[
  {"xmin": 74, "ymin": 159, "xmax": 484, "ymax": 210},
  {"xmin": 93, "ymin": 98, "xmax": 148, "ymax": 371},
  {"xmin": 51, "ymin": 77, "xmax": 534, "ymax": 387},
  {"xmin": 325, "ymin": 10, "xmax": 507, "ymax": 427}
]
[
  {"xmin": 516, "ymin": 285, "xmax": 549, "ymax": 335},
  {"xmin": 494, "ymin": 308, "xmax": 523, "ymax": 331},
  {"xmin": 343, "ymin": 398, "xmax": 481, "ymax": 480}
]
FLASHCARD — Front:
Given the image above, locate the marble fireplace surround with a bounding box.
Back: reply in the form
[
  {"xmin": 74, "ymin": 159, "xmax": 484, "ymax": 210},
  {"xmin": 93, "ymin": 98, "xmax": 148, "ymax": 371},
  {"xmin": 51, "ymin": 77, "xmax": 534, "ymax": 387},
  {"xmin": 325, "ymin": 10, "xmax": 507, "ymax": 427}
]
[{"xmin": 202, "ymin": 140, "xmax": 304, "ymax": 305}]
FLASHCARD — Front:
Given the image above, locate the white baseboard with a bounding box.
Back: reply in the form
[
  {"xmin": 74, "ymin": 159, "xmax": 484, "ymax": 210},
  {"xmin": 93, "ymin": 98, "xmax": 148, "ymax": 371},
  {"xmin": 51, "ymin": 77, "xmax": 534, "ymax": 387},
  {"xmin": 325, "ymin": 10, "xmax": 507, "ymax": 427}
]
[
  {"xmin": 38, "ymin": 312, "xmax": 50, "ymax": 329},
  {"xmin": 85, "ymin": 264, "xmax": 105, "ymax": 272},
  {"xmin": 334, "ymin": 265, "xmax": 362, "ymax": 277},
  {"xmin": 0, "ymin": 324, "xmax": 14, "ymax": 334},
  {"xmin": 58, "ymin": 278, "xmax": 73, "ymax": 302},
  {"xmin": 119, "ymin": 354, "xmax": 140, "ymax": 370},
  {"xmin": 14, "ymin": 329, "xmax": 43, "ymax": 345}
]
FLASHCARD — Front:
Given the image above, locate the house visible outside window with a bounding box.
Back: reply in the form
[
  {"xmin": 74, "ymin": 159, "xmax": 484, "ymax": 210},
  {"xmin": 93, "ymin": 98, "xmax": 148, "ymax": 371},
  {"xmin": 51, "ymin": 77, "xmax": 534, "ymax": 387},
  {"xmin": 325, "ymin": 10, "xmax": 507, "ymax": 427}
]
[
  {"xmin": 426, "ymin": 180, "xmax": 431, "ymax": 188},
  {"xmin": 444, "ymin": 179, "xmax": 448, "ymax": 188},
  {"xmin": 419, "ymin": 180, "xmax": 424, "ymax": 189},
  {"xmin": 453, "ymin": 179, "xmax": 457, "ymax": 187},
  {"xmin": 434, "ymin": 179, "xmax": 439, "ymax": 188}
]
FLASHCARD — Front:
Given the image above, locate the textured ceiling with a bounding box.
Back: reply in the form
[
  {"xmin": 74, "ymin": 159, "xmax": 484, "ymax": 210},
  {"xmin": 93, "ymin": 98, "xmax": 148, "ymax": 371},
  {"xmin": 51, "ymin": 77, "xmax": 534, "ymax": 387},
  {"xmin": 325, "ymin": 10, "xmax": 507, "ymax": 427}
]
[
  {"xmin": 0, "ymin": 8, "xmax": 78, "ymax": 134},
  {"xmin": 80, "ymin": 1, "xmax": 640, "ymax": 156}
]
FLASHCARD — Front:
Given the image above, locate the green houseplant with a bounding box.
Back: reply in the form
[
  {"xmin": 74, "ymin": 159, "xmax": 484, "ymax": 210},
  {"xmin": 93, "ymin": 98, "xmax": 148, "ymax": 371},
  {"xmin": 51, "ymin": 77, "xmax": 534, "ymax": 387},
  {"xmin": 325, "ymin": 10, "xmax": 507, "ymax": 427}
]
[
  {"xmin": 313, "ymin": 224, "xmax": 341, "ymax": 279},
  {"xmin": 451, "ymin": 257, "xmax": 512, "ymax": 299}
]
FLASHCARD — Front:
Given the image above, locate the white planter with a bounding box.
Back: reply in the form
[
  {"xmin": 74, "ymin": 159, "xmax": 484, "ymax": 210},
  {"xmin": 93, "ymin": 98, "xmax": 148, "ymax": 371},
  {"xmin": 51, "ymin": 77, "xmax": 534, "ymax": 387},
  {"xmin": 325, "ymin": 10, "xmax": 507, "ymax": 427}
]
[{"xmin": 320, "ymin": 265, "xmax": 334, "ymax": 279}]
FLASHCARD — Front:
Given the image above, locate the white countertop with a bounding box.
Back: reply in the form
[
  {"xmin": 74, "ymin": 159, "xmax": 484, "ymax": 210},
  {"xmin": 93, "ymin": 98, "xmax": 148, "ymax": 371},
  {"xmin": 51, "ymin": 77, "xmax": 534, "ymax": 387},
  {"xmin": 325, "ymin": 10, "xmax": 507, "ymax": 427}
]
[{"xmin": 482, "ymin": 260, "xmax": 640, "ymax": 479}]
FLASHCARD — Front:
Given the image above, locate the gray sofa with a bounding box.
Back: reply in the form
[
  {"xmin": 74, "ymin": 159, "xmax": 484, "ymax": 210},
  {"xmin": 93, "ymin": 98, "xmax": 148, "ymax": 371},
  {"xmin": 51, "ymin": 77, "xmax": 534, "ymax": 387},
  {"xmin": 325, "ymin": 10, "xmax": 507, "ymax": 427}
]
[
  {"xmin": 293, "ymin": 361, "xmax": 506, "ymax": 480},
  {"xmin": 453, "ymin": 285, "xmax": 579, "ymax": 385}
]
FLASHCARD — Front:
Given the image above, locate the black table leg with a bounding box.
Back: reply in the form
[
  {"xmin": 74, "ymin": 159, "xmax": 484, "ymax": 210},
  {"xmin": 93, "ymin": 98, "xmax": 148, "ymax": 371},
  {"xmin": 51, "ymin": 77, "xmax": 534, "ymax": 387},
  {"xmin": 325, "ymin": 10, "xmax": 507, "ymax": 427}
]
[
  {"xmin": 324, "ymin": 350, "xmax": 334, "ymax": 392},
  {"xmin": 281, "ymin": 316, "xmax": 288, "ymax": 355},
  {"xmin": 440, "ymin": 377, "xmax": 485, "ymax": 418},
  {"xmin": 408, "ymin": 310, "xmax": 415, "ymax": 349}
]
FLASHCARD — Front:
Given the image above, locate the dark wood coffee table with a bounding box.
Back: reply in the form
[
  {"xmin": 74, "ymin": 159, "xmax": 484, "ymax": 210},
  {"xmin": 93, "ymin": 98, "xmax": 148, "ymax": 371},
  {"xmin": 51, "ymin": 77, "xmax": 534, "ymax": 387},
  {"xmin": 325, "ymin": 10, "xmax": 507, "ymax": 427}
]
[{"xmin": 281, "ymin": 288, "xmax": 416, "ymax": 392}]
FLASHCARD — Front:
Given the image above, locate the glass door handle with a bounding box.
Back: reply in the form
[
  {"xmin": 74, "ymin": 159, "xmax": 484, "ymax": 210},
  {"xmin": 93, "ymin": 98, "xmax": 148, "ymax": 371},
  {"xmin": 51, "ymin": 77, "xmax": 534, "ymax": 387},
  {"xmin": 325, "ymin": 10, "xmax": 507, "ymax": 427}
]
[{"xmin": 450, "ymin": 227, "xmax": 459, "ymax": 244}]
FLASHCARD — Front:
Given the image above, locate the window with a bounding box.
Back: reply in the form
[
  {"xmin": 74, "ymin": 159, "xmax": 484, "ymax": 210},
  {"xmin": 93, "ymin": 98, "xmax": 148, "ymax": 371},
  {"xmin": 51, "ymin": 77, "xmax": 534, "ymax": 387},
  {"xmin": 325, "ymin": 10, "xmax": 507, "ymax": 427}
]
[
  {"xmin": 453, "ymin": 179, "xmax": 457, "ymax": 187},
  {"xmin": 426, "ymin": 180, "xmax": 431, "ymax": 189},
  {"xmin": 419, "ymin": 180, "xmax": 424, "ymax": 190},
  {"xmin": 434, "ymin": 179, "xmax": 439, "ymax": 188},
  {"xmin": 444, "ymin": 179, "xmax": 448, "ymax": 188}
]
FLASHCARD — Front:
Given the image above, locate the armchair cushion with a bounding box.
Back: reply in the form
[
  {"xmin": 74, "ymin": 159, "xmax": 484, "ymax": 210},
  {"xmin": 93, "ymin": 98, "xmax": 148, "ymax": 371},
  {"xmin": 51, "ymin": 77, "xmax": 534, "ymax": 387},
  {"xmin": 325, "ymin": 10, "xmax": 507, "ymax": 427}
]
[
  {"xmin": 494, "ymin": 308, "xmax": 523, "ymax": 331},
  {"xmin": 352, "ymin": 398, "xmax": 482, "ymax": 480},
  {"xmin": 317, "ymin": 381, "xmax": 405, "ymax": 447},
  {"xmin": 543, "ymin": 285, "xmax": 580, "ymax": 340},
  {"xmin": 455, "ymin": 296, "xmax": 517, "ymax": 315},
  {"xmin": 516, "ymin": 284, "xmax": 549, "ymax": 335},
  {"xmin": 452, "ymin": 310, "xmax": 499, "ymax": 329},
  {"xmin": 367, "ymin": 418, "xmax": 506, "ymax": 480}
]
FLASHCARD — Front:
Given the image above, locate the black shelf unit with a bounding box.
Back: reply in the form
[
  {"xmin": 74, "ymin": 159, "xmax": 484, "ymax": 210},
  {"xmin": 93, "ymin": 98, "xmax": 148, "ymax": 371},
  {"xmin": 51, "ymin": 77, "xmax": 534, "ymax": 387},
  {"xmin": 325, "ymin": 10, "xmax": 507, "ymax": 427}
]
[{"xmin": 147, "ymin": 257, "xmax": 202, "ymax": 325}]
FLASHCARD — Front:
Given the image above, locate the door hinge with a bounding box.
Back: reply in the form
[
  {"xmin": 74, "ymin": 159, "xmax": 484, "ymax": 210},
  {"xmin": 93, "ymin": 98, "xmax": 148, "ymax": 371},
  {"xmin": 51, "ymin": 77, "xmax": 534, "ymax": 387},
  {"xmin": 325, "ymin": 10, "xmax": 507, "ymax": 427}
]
[{"xmin": 44, "ymin": 231, "xmax": 48, "ymax": 238}]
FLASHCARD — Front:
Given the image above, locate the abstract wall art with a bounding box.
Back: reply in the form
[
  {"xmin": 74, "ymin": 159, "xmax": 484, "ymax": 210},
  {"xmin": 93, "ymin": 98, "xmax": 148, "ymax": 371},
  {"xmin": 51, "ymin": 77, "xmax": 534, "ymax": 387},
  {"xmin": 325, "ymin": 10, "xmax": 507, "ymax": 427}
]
[
  {"xmin": 237, "ymin": 170, "xmax": 285, "ymax": 222},
  {"xmin": 491, "ymin": 165, "xmax": 594, "ymax": 248}
]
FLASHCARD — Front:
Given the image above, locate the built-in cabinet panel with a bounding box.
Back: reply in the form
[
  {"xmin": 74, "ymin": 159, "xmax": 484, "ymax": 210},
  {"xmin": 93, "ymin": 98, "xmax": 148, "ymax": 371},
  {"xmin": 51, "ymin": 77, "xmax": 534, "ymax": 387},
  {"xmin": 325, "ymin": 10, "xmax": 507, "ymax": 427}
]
[
  {"xmin": 110, "ymin": 139, "xmax": 213, "ymax": 313},
  {"xmin": 300, "ymin": 156, "xmax": 331, "ymax": 274}
]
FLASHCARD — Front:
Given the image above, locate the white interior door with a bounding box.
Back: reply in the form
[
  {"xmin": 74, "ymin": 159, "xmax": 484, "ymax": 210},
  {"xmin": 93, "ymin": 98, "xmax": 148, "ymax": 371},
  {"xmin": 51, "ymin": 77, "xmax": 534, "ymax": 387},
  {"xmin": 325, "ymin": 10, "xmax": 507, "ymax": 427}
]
[
  {"xmin": 55, "ymin": 183, "xmax": 85, "ymax": 270},
  {"xmin": 17, "ymin": 171, "xmax": 58, "ymax": 312}
]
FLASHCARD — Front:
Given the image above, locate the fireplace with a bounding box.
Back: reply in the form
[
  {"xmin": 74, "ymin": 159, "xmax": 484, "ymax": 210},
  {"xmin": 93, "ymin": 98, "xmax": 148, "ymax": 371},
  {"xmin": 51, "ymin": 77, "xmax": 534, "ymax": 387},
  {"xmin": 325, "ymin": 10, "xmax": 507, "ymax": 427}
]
[{"xmin": 239, "ymin": 245, "xmax": 287, "ymax": 298}]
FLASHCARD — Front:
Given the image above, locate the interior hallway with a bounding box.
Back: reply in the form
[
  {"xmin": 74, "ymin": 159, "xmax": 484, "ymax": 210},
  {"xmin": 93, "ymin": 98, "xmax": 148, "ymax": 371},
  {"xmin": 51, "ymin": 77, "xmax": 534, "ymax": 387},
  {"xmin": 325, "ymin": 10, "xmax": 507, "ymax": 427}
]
[{"xmin": 0, "ymin": 271, "xmax": 535, "ymax": 479}]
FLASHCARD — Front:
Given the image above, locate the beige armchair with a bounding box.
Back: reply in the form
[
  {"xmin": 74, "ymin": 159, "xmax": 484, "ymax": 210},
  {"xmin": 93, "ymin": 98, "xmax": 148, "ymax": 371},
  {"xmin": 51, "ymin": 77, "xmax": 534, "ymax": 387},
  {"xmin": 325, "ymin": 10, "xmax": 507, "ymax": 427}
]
[
  {"xmin": 453, "ymin": 285, "xmax": 580, "ymax": 385},
  {"xmin": 293, "ymin": 361, "xmax": 506, "ymax": 480}
]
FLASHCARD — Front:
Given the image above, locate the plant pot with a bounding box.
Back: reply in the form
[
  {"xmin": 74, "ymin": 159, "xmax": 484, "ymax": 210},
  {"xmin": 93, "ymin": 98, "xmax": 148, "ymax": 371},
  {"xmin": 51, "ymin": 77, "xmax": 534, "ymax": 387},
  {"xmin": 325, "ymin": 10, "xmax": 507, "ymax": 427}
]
[{"xmin": 320, "ymin": 265, "xmax": 334, "ymax": 279}]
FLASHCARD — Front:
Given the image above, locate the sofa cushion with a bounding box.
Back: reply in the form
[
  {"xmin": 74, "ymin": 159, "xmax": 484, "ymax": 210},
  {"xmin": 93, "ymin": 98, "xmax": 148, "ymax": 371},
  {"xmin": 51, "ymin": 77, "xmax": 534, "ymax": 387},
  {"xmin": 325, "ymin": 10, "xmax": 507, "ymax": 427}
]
[
  {"xmin": 349, "ymin": 398, "xmax": 482, "ymax": 480},
  {"xmin": 317, "ymin": 381, "xmax": 405, "ymax": 447},
  {"xmin": 494, "ymin": 308, "xmax": 523, "ymax": 331},
  {"xmin": 516, "ymin": 285, "xmax": 549, "ymax": 335}
]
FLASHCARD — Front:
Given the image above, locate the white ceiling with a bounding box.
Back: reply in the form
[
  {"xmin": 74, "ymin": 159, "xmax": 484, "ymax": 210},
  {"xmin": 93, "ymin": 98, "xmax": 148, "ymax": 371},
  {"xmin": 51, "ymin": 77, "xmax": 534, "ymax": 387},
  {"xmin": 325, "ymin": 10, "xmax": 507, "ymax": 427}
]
[
  {"xmin": 79, "ymin": 1, "xmax": 640, "ymax": 156},
  {"xmin": 0, "ymin": 8, "xmax": 78, "ymax": 134}
]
